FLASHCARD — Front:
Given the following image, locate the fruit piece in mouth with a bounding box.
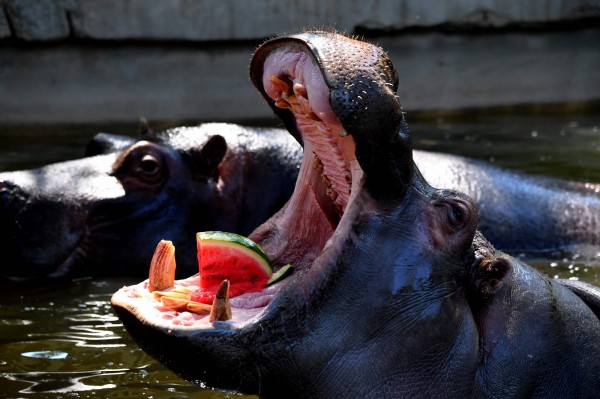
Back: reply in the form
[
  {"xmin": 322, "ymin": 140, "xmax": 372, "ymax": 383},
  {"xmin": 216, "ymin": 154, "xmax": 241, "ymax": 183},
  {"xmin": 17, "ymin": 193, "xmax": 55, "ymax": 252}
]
[
  {"xmin": 193, "ymin": 231, "xmax": 273, "ymax": 304},
  {"xmin": 142, "ymin": 232, "xmax": 280, "ymax": 321},
  {"xmin": 112, "ymin": 38, "xmax": 364, "ymax": 329}
]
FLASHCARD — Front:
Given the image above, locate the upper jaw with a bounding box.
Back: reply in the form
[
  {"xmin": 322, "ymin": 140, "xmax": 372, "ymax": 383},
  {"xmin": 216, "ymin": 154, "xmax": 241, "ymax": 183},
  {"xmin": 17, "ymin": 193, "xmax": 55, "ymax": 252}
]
[{"xmin": 113, "ymin": 31, "xmax": 414, "ymax": 332}]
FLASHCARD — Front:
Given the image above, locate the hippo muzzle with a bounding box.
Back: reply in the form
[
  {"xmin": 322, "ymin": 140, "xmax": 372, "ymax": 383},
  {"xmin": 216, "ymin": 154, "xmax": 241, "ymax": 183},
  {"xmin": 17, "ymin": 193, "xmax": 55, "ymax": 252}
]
[
  {"xmin": 0, "ymin": 154, "xmax": 125, "ymax": 279},
  {"xmin": 112, "ymin": 32, "xmax": 483, "ymax": 398}
]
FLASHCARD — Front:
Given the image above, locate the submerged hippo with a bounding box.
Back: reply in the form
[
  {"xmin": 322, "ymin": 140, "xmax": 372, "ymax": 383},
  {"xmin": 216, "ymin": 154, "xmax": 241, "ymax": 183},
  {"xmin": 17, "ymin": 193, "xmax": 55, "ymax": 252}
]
[
  {"xmin": 112, "ymin": 32, "xmax": 600, "ymax": 398},
  {"xmin": 2, "ymin": 62, "xmax": 600, "ymax": 283},
  {"xmin": 2, "ymin": 126, "xmax": 599, "ymax": 283},
  {"xmin": 0, "ymin": 124, "xmax": 300, "ymax": 281}
]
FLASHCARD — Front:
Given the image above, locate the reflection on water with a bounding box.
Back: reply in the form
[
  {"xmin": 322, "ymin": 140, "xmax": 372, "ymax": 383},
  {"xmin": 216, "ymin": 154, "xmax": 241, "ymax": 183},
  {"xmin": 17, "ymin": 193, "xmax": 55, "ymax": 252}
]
[
  {"xmin": 0, "ymin": 278, "xmax": 254, "ymax": 398},
  {"xmin": 0, "ymin": 124, "xmax": 138, "ymax": 173},
  {"xmin": 0, "ymin": 114, "xmax": 598, "ymax": 398},
  {"xmin": 411, "ymin": 114, "xmax": 600, "ymax": 182}
]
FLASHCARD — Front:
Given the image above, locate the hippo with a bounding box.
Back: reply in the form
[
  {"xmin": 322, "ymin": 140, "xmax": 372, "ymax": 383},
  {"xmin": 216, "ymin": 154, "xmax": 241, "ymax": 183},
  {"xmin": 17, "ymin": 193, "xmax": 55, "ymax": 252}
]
[
  {"xmin": 2, "ymin": 126, "xmax": 599, "ymax": 284},
  {"xmin": 0, "ymin": 123, "xmax": 301, "ymax": 281},
  {"xmin": 112, "ymin": 32, "xmax": 600, "ymax": 398},
  {"xmin": 2, "ymin": 67, "xmax": 599, "ymax": 284}
]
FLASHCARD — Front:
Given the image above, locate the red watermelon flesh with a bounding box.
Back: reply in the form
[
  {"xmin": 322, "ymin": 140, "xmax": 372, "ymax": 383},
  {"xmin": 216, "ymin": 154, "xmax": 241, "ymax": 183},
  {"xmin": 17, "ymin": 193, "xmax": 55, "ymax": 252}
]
[{"xmin": 191, "ymin": 231, "xmax": 273, "ymax": 304}]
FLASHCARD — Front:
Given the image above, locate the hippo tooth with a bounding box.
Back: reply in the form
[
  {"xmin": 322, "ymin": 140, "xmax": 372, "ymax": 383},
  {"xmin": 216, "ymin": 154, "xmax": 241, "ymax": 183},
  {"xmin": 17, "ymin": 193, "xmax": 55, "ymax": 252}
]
[
  {"xmin": 210, "ymin": 280, "xmax": 232, "ymax": 322},
  {"xmin": 275, "ymin": 98, "xmax": 291, "ymax": 109},
  {"xmin": 281, "ymin": 92, "xmax": 301, "ymax": 109},
  {"xmin": 312, "ymin": 153, "xmax": 323, "ymax": 170},
  {"xmin": 326, "ymin": 187, "xmax": 338, "ymax": 201},
  {"xmin": 313, "ymin": 153, "xmax": 325, "ymax": 173},
  {"xmin": 339, "ymin": 129, "xmax": 348, "ymax": 137},
  {"xmin": 152, "ymin": 287, "xmax": 192, "ymax": 301},
  {"xmin": 158, "ymin": 295, "xmax": 211, "ymax": 315},
  {"xmin": 152, "ymin": 286, "xmax": 211, "ymax": 315},
  {"xmin": 269, "ymin": 75, "xmax": 293, "ymax": 94},
  {"xmin": 186, "ymin": 301, "xmax": 212, "ymax": 315},
  {"xmin": 148, "ymin": 240, "xmax": 176, "ymax": 292},
  {"xmin": 305, "ymin": 111, "xmax": 322, "ymax": 122},
  {"xmin": 159, "ymin": 296, "xmax": 196, "ymax": 312},
  {"xmin": 343, "ymin": 170, "xmax": 352, "ymax": 185},
  {"xmin": 293, "ymin": 83, "xmax": 308, "ymax": 98}
]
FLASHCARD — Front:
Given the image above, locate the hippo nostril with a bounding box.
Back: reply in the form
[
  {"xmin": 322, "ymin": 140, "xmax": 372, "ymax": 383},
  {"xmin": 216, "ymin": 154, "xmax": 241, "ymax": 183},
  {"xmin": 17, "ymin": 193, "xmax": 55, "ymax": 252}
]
[{"xmin": 0, "ymin": 181, "xmax": 19, "ymax": 204}]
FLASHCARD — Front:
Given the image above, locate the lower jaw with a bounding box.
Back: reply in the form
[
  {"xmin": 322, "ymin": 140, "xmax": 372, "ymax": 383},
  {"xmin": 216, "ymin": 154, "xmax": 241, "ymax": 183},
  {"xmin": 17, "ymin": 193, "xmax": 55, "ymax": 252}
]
[
  {"xmin": 113, "ymin": 170, "xmax": 368, "ymax": 333},
  {"xmin": 113, "ymin": 131, "xmax": 366, "ymax": 331},
  {"xmin": 112, "ymin": 273, "xmax": 286, "ymax": 330}
]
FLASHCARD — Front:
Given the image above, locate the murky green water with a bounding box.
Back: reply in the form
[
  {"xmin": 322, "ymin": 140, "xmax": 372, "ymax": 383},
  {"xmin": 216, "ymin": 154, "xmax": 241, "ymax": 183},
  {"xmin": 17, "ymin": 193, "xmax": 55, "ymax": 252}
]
[
  {"xmin": 0, "ymin": 278, "xmax": 249, "ymax": 399},
  {"xmin": 0, "ymin": 114, "xmax": 598, "ymax": 398}
]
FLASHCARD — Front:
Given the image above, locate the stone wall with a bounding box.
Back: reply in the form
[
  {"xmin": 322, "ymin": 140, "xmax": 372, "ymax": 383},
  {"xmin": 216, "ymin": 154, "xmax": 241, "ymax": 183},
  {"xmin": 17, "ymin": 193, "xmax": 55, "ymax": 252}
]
[
  {"xmin": 1, "ymin": 0, "xmax": 599, "ymax": 124},
  {"xmin": 2, "ymin": 0, "xmax": 599, "ymax": 41}
]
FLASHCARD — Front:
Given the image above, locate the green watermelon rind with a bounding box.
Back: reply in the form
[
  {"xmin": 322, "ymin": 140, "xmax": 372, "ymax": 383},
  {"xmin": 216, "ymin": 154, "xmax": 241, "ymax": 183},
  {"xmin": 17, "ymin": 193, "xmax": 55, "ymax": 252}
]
[
  {"xmin": 197, "ymin": 231, "xmax": 273, "ymax": 277},
  {"xmin": 266, "ymin": 263, "xmax": 293, "ymax": 286}
]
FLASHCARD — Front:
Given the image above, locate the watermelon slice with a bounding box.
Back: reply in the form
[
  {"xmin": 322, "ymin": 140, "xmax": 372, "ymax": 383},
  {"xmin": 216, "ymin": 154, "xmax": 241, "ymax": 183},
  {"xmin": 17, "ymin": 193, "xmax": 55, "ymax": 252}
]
[{"xmin": 191, "ymin": 231, "xmax": 273, "ymax": 304}]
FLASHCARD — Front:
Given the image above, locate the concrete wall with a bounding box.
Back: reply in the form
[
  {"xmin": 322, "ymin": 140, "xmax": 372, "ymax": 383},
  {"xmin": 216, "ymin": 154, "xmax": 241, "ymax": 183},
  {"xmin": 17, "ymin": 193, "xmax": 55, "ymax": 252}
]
[
  {"xmin": 1, "ymin": 0, "xmax": 599, "ymax": 124},
  {"xmin": 2, "ymin": 0, "xmax": 599, "ymax": 41}
]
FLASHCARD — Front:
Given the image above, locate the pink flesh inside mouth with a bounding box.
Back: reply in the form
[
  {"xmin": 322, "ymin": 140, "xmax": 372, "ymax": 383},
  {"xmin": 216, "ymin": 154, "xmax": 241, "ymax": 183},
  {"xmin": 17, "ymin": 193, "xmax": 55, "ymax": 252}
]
[{"xmin": 112, "ymin": 46, "xmax": 365, "ymax": 330}]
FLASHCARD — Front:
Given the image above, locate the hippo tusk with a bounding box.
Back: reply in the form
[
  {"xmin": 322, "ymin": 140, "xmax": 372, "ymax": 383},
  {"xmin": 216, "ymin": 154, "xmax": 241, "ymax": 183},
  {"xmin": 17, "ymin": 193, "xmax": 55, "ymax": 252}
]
[
  {"xmin": 209, "ymin": 280, "xmax": 232, "ymax": 322},
  {"xmin": 148, "ymin": 240, "xmax": 176, "ymax": 292}
]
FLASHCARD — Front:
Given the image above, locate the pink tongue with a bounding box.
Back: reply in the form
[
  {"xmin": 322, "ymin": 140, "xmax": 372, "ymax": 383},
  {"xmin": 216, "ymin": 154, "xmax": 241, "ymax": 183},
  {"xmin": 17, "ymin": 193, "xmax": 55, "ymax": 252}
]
[{"xmin": 190, "ymin": 282, "xmax": 263, "ymax": 305}]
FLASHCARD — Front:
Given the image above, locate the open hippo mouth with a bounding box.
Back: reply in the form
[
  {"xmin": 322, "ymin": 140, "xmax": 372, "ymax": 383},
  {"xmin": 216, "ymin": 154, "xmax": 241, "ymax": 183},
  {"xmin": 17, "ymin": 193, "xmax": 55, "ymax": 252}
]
[
  {"xmin": 112, "ymin": 31, "xmax": 410, "ymax": 327},
  {"xmin": 112, "ymin": 32, "xmax": 478, "ymax": 397}
]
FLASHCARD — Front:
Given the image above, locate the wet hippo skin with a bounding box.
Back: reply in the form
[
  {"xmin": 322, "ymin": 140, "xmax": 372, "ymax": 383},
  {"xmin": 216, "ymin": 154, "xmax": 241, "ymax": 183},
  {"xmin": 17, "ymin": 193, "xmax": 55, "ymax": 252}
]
[
  {"xmin": 112, "ymin": 32, "xmax": 600, "ymax": 398},
  {"xmin": 1, "ymin": 122, "xmax": 599, "ymax": 282},
  {"xmin": 0, "ymin": 124, "xmax": 301, "ymax": 280}
]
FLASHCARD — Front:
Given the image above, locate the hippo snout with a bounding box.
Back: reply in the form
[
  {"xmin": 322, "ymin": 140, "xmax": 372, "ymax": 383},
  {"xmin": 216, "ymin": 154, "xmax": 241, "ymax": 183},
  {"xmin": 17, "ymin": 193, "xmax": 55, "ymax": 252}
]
[
  {"xmin": 0, "ymin": 180, "xmax": 29, "ymax": 248},
  {"xmin": 0, "ymin": 180, "xmax": 27, "ymax": 207},
  {"xmin": 0, "ymin": 179, "xmax": 81, "ymax": 279}
]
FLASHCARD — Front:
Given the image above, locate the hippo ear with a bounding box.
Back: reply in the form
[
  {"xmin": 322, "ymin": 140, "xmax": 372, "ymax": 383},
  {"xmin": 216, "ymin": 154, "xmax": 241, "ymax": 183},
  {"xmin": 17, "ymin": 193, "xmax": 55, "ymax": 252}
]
[
  {"xmin": 472, "ymin": 256, "xmax": 511, "ymax": 298},
  {"xmin": 197, "ymin": 135, "xmax": 228, "ymax": 179},
  {"xmin": 139, "ymin": 118, "xmax": 153, "ymax": 137},
  {"xmin": 86, "ymin": 133, "xmax": 136, "ymax": 156}
]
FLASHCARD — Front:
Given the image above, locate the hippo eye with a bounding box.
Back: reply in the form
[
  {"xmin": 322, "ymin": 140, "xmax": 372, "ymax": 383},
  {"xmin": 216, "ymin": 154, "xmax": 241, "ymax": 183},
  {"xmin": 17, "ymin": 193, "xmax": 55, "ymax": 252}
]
[
  {"xmin": 447, "ymin": 202, "xmax": 468, "ymax": 231},
  {"xmin": 140, "ymin": 155, "xmax": 159, "ymax": 174},
  {"xmin": 112, "ymin": 141, "xmax": 169, "ymax": 192},
  {"xmin": 136, "ymin": 154, "xmax": 163, "ymax": 183}
]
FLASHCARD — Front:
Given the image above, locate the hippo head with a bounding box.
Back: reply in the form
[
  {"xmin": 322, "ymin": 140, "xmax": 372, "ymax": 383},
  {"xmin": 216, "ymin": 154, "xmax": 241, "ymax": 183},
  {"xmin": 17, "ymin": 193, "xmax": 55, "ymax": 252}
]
[
  {"xmin": 112, "ymin": 32, "xmax": 484, "ymax": 398},
  {"xmin": 0, "ymin": 123, "xmax": 299, "ymax": 282}
]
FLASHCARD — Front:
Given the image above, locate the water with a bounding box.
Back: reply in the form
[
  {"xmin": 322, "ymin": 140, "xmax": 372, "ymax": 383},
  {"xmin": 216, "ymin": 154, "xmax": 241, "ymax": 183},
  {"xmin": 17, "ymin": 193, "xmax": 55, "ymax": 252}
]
[
  {"xmin": 0, "ymin": 278, "xmax": 249, "ymax": 399},
  {"xmin": 0, "ymin": 114, "xmax": 598, "ymax": 398},
  {"xmin": 410, "ymin": 114, "xmax": 600, "ymax": 183}
]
